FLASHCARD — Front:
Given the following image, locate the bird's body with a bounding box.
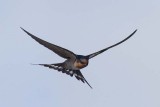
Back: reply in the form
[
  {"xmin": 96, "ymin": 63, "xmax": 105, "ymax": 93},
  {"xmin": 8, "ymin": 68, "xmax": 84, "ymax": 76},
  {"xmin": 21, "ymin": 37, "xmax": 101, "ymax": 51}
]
[
  {"xmin": 74, "ymin": 55, "xmax": 89, "ymax": 69},
  {"xmin": 21, "ymin": 27, "xmax": 137, "ymax": 89}
]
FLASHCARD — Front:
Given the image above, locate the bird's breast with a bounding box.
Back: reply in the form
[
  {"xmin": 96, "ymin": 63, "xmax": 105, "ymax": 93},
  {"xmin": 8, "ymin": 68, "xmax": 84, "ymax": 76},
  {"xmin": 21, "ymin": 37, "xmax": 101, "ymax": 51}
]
[{"xmin": 74, "ymin": 60, "xmax": 88, "ymax": 69}]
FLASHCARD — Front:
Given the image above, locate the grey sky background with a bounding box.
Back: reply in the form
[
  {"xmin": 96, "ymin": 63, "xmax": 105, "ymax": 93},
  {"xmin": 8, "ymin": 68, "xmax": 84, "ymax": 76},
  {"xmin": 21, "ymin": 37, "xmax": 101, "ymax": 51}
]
[{"xmin": 0, "ymin": 0, "xmax": 160, "ymax": 107}]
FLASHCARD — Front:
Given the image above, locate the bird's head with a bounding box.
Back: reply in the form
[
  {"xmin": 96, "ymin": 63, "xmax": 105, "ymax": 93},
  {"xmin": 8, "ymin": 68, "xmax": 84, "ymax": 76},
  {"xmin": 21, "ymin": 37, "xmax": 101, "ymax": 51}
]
[{"xmin": 76, "ymin": 55, "xmax": 89, "ymax": 66}]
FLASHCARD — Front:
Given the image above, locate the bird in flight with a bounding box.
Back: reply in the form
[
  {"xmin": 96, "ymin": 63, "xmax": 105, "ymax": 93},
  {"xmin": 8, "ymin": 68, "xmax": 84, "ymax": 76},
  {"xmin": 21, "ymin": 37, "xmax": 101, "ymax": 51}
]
[{"xmin": 21, "ymin": 27, "xmax": 137, "ymax": 89}]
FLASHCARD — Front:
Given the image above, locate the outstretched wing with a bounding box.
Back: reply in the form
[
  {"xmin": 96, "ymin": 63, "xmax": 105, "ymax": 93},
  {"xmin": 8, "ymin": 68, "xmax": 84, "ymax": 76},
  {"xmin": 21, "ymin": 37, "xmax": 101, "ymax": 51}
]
[
  {"xmin": 87, "ymin": 29, "xmax": 137, "ymax": 59},
  {"xmin": 34, "ymin": 63, "xmax": 92, "ymax": 89},
  {"xmin": 21, "ymin": 27, "xmax": 76, "ymax": 60}
]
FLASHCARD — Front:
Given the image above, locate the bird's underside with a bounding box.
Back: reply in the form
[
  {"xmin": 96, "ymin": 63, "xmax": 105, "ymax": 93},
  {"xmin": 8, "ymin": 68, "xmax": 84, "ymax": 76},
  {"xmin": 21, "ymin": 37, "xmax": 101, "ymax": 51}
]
[
  {"xmin": 21, "ymin": 27, "xmax": 137, "ymax": 89},
  {"xmin": 33, "ymin": 63, "xmax": 92, "ymax": 88}
]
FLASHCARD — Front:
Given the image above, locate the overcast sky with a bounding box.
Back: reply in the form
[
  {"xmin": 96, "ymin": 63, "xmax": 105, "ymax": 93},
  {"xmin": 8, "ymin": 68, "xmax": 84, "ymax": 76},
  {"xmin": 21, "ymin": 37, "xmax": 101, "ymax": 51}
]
[{"xmin": 1, "ymin": 0, "xmax": 160, "ymax": 107}]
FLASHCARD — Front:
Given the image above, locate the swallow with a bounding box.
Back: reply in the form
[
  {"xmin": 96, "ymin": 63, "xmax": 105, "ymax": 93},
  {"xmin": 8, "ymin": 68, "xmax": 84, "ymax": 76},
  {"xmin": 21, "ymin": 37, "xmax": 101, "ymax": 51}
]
[{"xmin": 21, "ymin": 27, "xmax": 137, "ymax": 89}]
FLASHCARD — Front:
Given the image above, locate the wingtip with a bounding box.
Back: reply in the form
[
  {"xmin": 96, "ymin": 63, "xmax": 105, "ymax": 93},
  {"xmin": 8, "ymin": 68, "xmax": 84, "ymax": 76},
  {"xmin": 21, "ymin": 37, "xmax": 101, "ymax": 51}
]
[
  {"xmin": 20, "ymin": 27, "xmax": 28, "ymax": 33},
  {"xmin": 20, "ymin": 27, "xmax": 27, "ymax": 33},
  {"xmin": 134, "ymin": 29, "xmax": 138, "ymax": 33},
  {"xmin": 20, "ymin": 27, "xmax": 33, "ymax": 37},
  {"xmin": 20, "ymin": 27, "xmax": 24, "ymax": 31},
  {"xmin": 130, "ymin": 29, "xmax": 138, "ymax": 37},
  {"xmin": 135, "ymin": 29, "xmax": 138, "ymax": 32}
]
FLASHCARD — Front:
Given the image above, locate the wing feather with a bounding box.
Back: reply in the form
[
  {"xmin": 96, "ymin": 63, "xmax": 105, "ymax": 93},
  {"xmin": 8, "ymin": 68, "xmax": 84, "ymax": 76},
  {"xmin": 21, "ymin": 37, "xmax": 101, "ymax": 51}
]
[
  {"xmin": 21, "ymin": 27, "xmax": 76, "ymax": 59},
  {"xmin": 87, "ymin": 30, "xmax": 137, "ymax": 59},
  {"xmin": 33, "ymin": 63, "xmax": 92, "ymax": 88}
]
